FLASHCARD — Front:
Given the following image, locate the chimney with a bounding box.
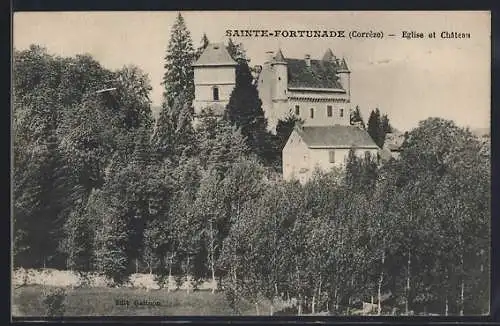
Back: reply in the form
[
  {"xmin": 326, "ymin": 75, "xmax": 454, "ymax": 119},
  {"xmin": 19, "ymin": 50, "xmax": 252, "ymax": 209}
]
[
  {"xmin": 265, "ymin": 51, "xmax": 274, "ymax": 63},
  {"xmin": 304, "ymin": 54, "xmax": 311, "ymax": 67}
]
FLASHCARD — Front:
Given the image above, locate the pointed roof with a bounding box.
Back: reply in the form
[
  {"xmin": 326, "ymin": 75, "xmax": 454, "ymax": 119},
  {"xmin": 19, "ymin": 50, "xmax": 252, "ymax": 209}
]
[
  {"xmin": 322, "ymin": 48, "xmax": 336, "ymax": 62},
  {"xmin": 274, "ymin": 49, "xmax": 286, "ymax": 62},
  {"xmin": 338, "ymin": 58, "xmax": 350, "ymax": 72},
  {"xmin": 192, "ymin": 43, "xmax": 238, "ymax": 67}
]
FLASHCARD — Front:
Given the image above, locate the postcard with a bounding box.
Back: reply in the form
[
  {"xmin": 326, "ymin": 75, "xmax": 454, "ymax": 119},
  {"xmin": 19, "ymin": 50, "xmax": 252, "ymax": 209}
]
[{"xmin": 12, "ymin": 10, "xmax": 490, "ymax": 318}]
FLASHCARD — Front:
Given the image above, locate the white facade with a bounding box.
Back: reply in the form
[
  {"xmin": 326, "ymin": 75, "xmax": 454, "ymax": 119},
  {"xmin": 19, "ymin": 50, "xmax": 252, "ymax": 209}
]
[
  {"xmin": 192, "ymin": 43, "xmax": 238, "ymax": 118},
  {"xmin": 193, "ymin": 66, "xmax": 236, "ymax": 115},
  {"xmin": 287, "ymin": 89, "xmax": 351, "ymax": 126},
  {"xmin": 282, "ymin": 128, "xmax": 379, "ymax": 184}
]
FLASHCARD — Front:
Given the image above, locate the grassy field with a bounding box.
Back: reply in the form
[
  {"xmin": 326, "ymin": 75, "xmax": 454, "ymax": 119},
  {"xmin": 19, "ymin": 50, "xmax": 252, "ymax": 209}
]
[{"xmin": 12, "ymin": 285, "xmax": 278, "ymax": 316}]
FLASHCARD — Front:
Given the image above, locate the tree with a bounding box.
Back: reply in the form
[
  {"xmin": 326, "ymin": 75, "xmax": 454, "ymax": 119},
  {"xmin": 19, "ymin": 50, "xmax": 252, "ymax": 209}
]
[
  {"xmin": 113, "ymin": 65, "xmax": 154, "ymax": 131},
  {"xmin": 192, "ymin": 168, "xmax": 228, "ymax": 292},
  {"xmin": 226, "ymin": 38, "xmax": 247, "ymax": 62},
  {"xmin": 399, "ymin": 118, "xmax": 490, "ymax": 315},
  {"xmin": 350, "ymin": 105, "xmax": 365, "ymax": 129},
  {"xmin": 196, "ymin": 116, "xmax": 250, "ymax": 174},
  {"xmin": 58, "ymin": 95, "xmax": 116, "ymax": 195},
  {"xmin": 224, "ymin": 61, "xmax": 273, "ymax": 164},
  {"xmin": 13, "ymin": 47, "xmax": 92, "ymax": 268},
  {"xmin": 152, "ymin": 91, "xmax": 197, "ymax": 164},
  {"xmin": 359, "ymin": 152, "xmax": 379, "ymax": 196},
  {"xmin": 60, "ymin": 202, "xmax": 93, "ymax": 275},
  {"xmin": 92, "ymin": 189, "xmax": 130, "ymax": 286},
  {"xmin": 344, "ymin": 148, "xmax": 362, "ymax": 191},
  {"xmin": 162, "ymin": 12, "xmax": 195, "ymax": 107},
  {"xmin": 367, "ymin": 108, "xmax": 393, "ymax": 148},
  {"xmin": 380, "ymin": 114, "xmax": 392, "ymax": 134},
  {"xmin": 195, "ymin": 33, "xmax": 210, "ymax": 60},
  {"xmin": 367, "ymin": 108, "xmax": 383, "ymax": 148}
]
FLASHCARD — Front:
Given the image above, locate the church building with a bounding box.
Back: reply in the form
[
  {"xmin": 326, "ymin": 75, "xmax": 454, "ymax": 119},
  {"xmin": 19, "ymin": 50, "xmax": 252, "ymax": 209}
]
[{"xmin": 192, "ymin": 43, "xmax": 238, "ymax": 120}]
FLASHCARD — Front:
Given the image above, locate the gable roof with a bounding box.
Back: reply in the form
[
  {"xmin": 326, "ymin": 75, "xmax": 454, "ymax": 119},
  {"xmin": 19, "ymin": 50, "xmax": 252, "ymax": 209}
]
[
  {"xmin": 285, "ymin": 58, "xmax": 344, "ymax": 89},
  {"xmin": 193, "ymin": 43, "xmax": 238, "ymax": 67},
  {"xmin": 295, "ymin": 125, "xmax": 379, "ymax": 149}
]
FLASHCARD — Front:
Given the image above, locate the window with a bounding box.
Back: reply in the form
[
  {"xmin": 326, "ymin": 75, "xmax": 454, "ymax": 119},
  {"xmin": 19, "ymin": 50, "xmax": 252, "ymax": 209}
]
[
  {"xmin": 327, "ymin": 105, "xmax": 333, "ymax": 117},
  {"xmin": 340, "ymin": 108, "xmax": 344, "ymax": 117},
  {"xmin": 278, "ymin": 77, "xmax": 281, "ymax": 81},
  {"xmin": 329, "ymin": 150, "xmax": 336, "ymax": 163},
  {"xmin": 310, "ymin": 108, "xmax": 314, "ymax": 119},
  {"xmin": 213, "ymin": 87, "xmax": 219, "ymax": 101},
  {"xmin": 295, "ymin": 105, "xmax": 300, "ymax": 116}
]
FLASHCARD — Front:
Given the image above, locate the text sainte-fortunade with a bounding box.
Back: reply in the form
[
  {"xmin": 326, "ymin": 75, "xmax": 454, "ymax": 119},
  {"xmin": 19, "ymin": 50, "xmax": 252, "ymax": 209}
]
[
  {"xmin": 115, "ymin": 298, "xmax": 161, "ymax": 307},
  {"xmin": 225, "ymin": 29, "xmax": 471, "ymax": 39}
]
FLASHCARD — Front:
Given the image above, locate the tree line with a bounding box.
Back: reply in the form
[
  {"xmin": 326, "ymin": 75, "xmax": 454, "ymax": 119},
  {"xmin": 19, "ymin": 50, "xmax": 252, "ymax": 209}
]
[{"xmin": 13, "ymin": 13, "xmax": 490, "ymax": 316}]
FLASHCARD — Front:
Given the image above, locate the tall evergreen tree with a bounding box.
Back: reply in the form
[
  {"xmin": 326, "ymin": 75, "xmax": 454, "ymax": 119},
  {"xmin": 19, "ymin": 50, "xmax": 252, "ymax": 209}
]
[
  {"xmin": 224, "ymin": 61, "xmax": 272, "ymax": 164},
  {"xmin": 92, "ymin": 189, "xmax": 130, "ymax": 286},
  {"xmin": 350, "ymin": 105, "xmax": 365, "ymax": 129},
  {"xmin": 367, "ymin": 108, "xmax": 385, "ymax": 148},
  {"xmin": 367, "ymin": 109, "xmax": 393, "ymax": 148},
  {"xmin": 162, "ymin": 13, "xmax": 195, "ymax": 108}
]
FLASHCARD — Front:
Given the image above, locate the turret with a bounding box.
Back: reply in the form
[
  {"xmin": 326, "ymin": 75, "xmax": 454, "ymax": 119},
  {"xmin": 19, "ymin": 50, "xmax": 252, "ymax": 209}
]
[
  {"xmin": 322, "ymin": 48, "xmax": 336, "ymax": 62},
  {"xmin": 337, "ymin": 57, "xmax": 351, "ymax": 99},
  {"xmin": 272, "ymin": 49, "xmax": 288, "ymax": 101},
  {"xmin": 265, "ymin": 51, "xmax": 275, "ymax": 64}
]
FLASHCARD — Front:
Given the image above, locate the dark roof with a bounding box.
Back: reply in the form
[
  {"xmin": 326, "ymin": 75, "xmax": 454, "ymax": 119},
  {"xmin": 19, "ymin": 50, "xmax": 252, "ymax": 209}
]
[
  {"xmin": 193, "ymin": 43, "xmax": 238, "ymax": 67},
  {"xmin": 296, "ymin": 125, "xmax": 379, "ymax": 149},
  {"xmin": 285, "ymin": 58, "xmax": 344, "ymax": 89}
]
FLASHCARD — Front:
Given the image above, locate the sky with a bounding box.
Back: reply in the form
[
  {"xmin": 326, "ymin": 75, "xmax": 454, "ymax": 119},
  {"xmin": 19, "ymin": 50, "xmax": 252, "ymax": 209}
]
[{"xmin": 13, "ymin": 11, "xmax": 491, "ymax": 132}]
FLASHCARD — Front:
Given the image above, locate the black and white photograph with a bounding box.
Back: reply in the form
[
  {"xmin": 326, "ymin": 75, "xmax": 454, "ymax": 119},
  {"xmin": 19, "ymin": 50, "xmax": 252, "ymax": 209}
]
[{"xmin": 12, "ymin": 11, "xmax": 490, "ymax": 317}]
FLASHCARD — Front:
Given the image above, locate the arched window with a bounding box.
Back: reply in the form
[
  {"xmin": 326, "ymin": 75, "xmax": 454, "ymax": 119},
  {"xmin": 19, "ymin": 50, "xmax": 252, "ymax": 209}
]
[{"xmin": 213, "ymin": 87, "xmax": 219, "ymax": 101}]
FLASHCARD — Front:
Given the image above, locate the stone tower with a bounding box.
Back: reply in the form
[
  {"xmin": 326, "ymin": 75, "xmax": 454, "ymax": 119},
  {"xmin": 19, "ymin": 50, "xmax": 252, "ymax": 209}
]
[{"xmin": 192, "ymin": 43, "xmax": 238, "ymax": 122}]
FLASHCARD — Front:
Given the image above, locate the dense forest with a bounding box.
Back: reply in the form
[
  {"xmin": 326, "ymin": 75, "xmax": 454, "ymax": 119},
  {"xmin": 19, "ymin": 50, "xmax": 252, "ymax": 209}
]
[{"xmin": 13, "ymin": 14, "xmax": 490, "ymax": 316}]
